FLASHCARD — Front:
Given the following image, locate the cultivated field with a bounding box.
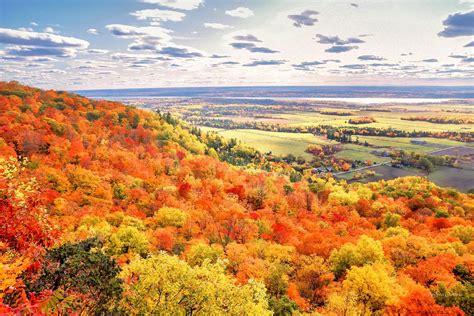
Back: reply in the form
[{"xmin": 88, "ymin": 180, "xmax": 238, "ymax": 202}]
[
  {"xmin": 143, "ymin": 98, "xmax": 474, "ymax": 191},
  {"xmin": 199, "ymin": 127, "xmax": 334, "ymax": 160},
  {"xmin": 278, "ymin": 110, "xmax": 474, "ymax": 133}
]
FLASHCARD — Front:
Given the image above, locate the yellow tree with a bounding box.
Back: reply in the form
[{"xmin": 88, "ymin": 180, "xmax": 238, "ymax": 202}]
[
  {"xmin": 120, "ymin": 253, "xmax": 271, "ymax": 315},
  {"xmin": 327, "ymin": 263, "xmax": 400, "ymax": 315}
]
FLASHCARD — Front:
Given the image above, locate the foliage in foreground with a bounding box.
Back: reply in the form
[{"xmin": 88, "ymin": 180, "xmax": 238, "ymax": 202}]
[{"xmin": 0, "ymin": 82, "xmax": 473, "ymax": 315}]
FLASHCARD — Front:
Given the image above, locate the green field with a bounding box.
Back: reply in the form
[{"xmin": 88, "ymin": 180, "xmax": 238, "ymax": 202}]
[
  {"xmin": 335, "ymin": 144, "xmax": 389, "ymax": 163},
  {"xmin": 200, "ymin": 126, "xmax": 473, "ymax": 163},
  {"xmin": 274, "ymin": 111, "xmax": 474, "ymax": 133},
  {"xmin": 199, "ymin": 127, "xmax": 334, "ymax": 160},
  {"xmin": 354, "ymin": 136, "xmax": 472, "ymax": 153}
]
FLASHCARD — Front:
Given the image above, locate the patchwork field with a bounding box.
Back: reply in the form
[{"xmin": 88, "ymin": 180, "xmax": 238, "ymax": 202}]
[
  {"xmin": 334, "ymin": 144, "xmax": 390, "ymax": 163},
  {"xmin": 144, "ymin": 98, "xmax": 474, "ymax": 191},
  {"xmin": 274, "ymin": 110, "xmax": 474, "ymax": 133},
  {"xmin": 199, "ymin": 127, "xmax": 334, "ymax": 160},
  {"xmin": 355, "ymin": 136, "xmax": 472, "ymax": 153},
  {"xmin": 427, "ymin": 166, "xmax": 474, "ymax": 192}
]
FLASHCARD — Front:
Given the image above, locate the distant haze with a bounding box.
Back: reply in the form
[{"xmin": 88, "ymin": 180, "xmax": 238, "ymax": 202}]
[{"xmin": 75, "ymin": 85, "xmax": 474, "ymax": 100}]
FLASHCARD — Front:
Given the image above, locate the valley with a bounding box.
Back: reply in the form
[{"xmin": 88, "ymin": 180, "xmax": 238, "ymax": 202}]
[{"xmin": 119, "ymin": 96, "xmax": 474, "ymax": 192}]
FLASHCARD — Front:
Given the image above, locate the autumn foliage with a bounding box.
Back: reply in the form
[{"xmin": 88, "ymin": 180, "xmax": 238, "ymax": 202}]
[{"xmin": 0, "ymin": 82, "xmax": 473, "ymax": 315}]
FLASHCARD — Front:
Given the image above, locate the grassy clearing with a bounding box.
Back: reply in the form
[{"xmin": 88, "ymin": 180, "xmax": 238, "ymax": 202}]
[
  {"xmin": 335, "ymin": 144, "xmax": 389, "ymax": 163},
  {"xmin": 199, "ymin": 127, "xmax": 333, "ymax": 160},
  {"xmin": 354, "ymin": 136, "xmax": 472, "ymax": 154}
]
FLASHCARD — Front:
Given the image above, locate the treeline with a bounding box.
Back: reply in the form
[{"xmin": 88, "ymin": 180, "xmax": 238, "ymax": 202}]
[
  {"xmin": 401, "ymin": 116, "xmax": 474, "ymax": 124},
  {"xmin": 390, "ymin": 151, "xmax": 460, "ymax": 173},
  {"xmin": 189, "ymin": 117, "xmax": 474, "ymax": 142},
  {"xmin": 318, "ymin": 109, "xmax": 354, "ymax": 116},
  {"xmin": 348, "ymin": 116, "xmax": 376, "ymax": 124}
]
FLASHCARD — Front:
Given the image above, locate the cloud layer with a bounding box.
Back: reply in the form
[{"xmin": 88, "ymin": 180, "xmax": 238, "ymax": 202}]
[
  {"xmin": 288, "ymin": 10, "xmax": 319, "ymax": 27},
  {"xmin": 438, "ymin": 11, "xmax": 474, "ymax": 37}
]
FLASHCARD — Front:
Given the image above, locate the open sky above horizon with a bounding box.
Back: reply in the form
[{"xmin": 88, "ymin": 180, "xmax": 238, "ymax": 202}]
[{"xmin": 0, "ymin": 0, "xmax": 473, "ymax": 89}]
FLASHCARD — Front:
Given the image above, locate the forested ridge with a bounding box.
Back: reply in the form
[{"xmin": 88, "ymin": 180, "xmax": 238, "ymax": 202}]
[{"xmin": 0, "ymin": 81, "xmax": 473, "ymax": 315}]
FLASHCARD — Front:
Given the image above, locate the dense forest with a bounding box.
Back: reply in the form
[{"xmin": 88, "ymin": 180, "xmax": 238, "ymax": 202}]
[{"xmin": 0, "ymin": 82, "xmax": 473, "ymax": 315}]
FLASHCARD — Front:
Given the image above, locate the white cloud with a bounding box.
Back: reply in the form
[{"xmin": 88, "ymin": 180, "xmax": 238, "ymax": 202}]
[
  {"xmin": 43, "ymin": 27, "xmax": 57, "ymax": 34},
  {"xmin": 0, "ymin": 28, "xmax": 89, "ymax": 48},
  {"xmin": 204, "ymin": 23, "xmax": 233, "ymax": 30},
  {"xmin": 140, "ymin": 0, "xmax": 203, "ymax": 10},
  {"xmin": 225, "ymin": 7, "xmax": 254, "ymax": 18},
  {"xmin": 87, "ymin": 28, "xmax": 99, "ymax": 35},
  {"xmin": 87, "ymin": 49, "xmax": 109, "ymax": 54},
  {"xmin": 106, "ymin": 24, "xmax": 173, "ymax": 43},
  {"xmin": 6, "ymin": 46, "xmax": 78, "ymax": 57},
  {"xmin": 131, "ymin": 9, "xmax": 185, "ymax": 22},
  {"xmin": 30, "ymin": 22, "xmax": 38, "ymax": 27}
]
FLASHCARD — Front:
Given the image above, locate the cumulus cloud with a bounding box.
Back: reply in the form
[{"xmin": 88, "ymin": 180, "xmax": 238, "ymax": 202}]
[
  {"xmin": 106, "ymin": 24, "xmax": 172, "ymax": 40},
  {"xmin": 358, "ymin": 55, "xmax": 385, "ymax": 61},
  {"xmin": 106, "ymin": 24, "xmax": 201, "ymax": 58},
  {"xmin": 340, "ymin": 64, "xmax": 366, "ymax": 69},
  {"xmin": 155, "ymin": 46, "xmax": 203, "ymax": 58},
  {"xmin": 368, "ymin": 63, "xmax": 397, "ymax": 67},
  {"xmin": 140, "ymin": 0, "xmax": 203, "ymax": 10},
  {"xmin": 219, "ymin": 61, "xmax": 239, "ymax": 65},
  {"xmin": 225, "ymin": 7, "xmax": 254, "ymax": 18},
  {"xmin": 449, "ymin": 54, "xmax": 467, "ymax": 58},
  {"xmin": 87, "ymin": 49, "xmax": 109, "ymax": 54},
  {"xmin": 87, "ymin": 28, "xmax": 99, "ymax": 35},
  {"xmin": 6, "ymin": 46, "xmax": 77, "ymax": 57},
  {"xmin": 131, "ymin": 9, "xmax": 185, "ymax": 22},
  {"xmin": 204, "ymin": 23, "xmax": 233, "ymax": 30},
  {"xmin": 0, "ymin": 28, "xmax": 89, "ymax": 48},
  {"xmin": 292, "ymin": 60, "xmax": 325, "ymax": 70},
  {"xmin": 30, "ymin": 22, "xmax": 38, "ymax": 27},
  {"xmin": 212, "ymin": 61, "xmax": 240, "ymax": 67},
  {"xmin": 229, "ymin": 42, "xmax": 278, "ymax": 53},
  {"xmin": 315, "ymin": 34, "xmax": 364, "ymax": 45},
  {"xmin": 288, "ymin": 10, "xmax": 319, "ymax": 27},
  {"xmin": 106, "ymin": 24, "xmax": 173, "ymax": 51},
  {"xmin": 209, "ymin": 54, "xmax": 230, "ymax": 58},
  {"xmin": 233, "ymin": 34, "xmax": 261, "ymax": 42},
  {"xmin": 325, "ymin": 45, "xmax": 358, "ymax": 53},
  {"xmin": 438, "ymin": 11, "xmax": 474, "ymax": 37},
  {"xmin": 243, "ymin": 59, "xmax": 286, "ymax": 66},
  {"xmin": 43, "ymin": 27, "xmax": 57, "ymax": 34}
]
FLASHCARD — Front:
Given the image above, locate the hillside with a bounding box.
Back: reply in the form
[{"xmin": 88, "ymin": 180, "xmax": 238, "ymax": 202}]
[{"xmin": 0, "ymin": 82, "xmax": 473, "ymax": 315}]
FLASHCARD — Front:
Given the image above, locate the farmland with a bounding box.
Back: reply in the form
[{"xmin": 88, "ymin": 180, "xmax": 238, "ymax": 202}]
[
  {"xmin": 133, "ymin": 97, "xmax": 474, "ymax": 191},
  {"xmin": 199, "ymin": 127, "xmax": 334, "ymax": 160}
]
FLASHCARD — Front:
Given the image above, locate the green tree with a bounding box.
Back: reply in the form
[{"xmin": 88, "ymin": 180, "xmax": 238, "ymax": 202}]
[
  {"xmin": 26, "ymin": 238, "xmax": 122, "ymax": 313},
  {"xmin": 419, "ymin": 157, "xmax": 434, "ymax": 173}
]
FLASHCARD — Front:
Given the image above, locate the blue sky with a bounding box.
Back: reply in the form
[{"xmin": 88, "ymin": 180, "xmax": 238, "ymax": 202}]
[{"xmin": 0, "ymin": 0, "xmax": 473, "ymax": 89}]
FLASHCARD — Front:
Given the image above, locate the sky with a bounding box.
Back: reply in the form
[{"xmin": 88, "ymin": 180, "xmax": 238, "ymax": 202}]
[{"xmin": 0, "ymin": 0, "xmax": 473, "ymax": 89}]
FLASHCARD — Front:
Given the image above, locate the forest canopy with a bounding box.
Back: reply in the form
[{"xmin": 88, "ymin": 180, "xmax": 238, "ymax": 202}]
[{"xmin": 0, "ymin": 82, "xmax": 473, "ymax": 315}]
